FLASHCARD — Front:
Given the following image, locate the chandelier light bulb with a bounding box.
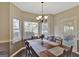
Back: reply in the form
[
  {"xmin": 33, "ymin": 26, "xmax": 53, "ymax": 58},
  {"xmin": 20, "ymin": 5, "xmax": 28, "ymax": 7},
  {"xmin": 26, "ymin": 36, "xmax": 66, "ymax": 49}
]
[
  {"xmin": 36, "ymin": 17, "xmax": 39, "ymax": 20},
  {"xmin": 38, "ymin": 16, "xmax": 42, "ymax": 19},
  {"xmin": 44, "ymin": 16, "xmax": 48, "ymax": 19}
]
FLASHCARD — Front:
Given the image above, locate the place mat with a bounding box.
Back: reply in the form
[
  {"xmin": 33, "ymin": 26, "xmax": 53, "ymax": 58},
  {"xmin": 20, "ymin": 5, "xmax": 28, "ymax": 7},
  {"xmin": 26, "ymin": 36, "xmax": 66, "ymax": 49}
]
[{"xmin": 48, "ymin": 46, "xmax": 64, "ymax": 56}]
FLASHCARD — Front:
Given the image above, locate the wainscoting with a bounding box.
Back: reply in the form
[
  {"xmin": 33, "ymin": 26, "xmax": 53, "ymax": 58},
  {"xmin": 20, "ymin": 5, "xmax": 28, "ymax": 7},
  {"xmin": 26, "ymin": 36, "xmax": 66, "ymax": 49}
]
[
  {"xmin": 77, "ymin": 40, "xmax": 79, "ymax": 52},
  {"xmin": 0, "ymin": 42, "xmax": 9, "ymax": 57},
  {"xmin": 10, "ymin": 40, "xmax": 25, "ymax": 56},
  {"xmin": 0, "ymin": 40, "xmax": 24, "ymax": 57}
]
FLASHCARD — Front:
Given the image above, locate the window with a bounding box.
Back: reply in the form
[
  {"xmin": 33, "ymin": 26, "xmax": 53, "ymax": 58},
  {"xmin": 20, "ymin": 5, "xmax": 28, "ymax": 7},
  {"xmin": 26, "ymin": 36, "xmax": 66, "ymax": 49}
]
[
  {"xmin": 24, "ymin": 21, "xmax": 38, "ymax": 39},
  {"xmin": 63, "ymin": 25, "xmax": 75, "ymax": 47},
  {"xmin": 42, "ymin": 23, "xmax": 48, "ymax": 38},
  {"xmin": 13, "ymin": 18, "xmax": 20, "ymax": 43}
]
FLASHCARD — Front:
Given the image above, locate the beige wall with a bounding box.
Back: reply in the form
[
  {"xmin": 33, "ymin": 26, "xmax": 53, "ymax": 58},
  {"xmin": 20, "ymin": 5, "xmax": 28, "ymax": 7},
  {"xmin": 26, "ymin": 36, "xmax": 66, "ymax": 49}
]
[
  {"xmin": 0, "ymin": 2, "xmax": 10, "ymax": 43},
  {"xmin": 22, "ymin": 11, "xmax": 38, "ymax": 22}
]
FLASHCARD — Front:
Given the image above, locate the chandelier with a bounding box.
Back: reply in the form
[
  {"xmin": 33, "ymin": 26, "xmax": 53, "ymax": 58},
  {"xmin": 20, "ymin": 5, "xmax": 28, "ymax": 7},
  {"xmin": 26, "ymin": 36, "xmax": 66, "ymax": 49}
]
[{"xmin": 36, "ymin": 2, "xmax": 48, "ymax": 23}]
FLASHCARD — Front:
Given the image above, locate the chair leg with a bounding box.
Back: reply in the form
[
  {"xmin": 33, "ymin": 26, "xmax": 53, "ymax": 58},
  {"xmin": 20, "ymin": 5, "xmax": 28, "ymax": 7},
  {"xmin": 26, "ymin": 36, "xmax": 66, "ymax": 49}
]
[
  {"xmin": 25, "ymin": 49, "xmax": 28, "ymax": 57},
  {"xmin": 25, "ymin": 47, "xmax": 33, "ymax": 57},
  {"xmin": 26, "ymin": 50, "xmax": 32, "ymax": 57}
]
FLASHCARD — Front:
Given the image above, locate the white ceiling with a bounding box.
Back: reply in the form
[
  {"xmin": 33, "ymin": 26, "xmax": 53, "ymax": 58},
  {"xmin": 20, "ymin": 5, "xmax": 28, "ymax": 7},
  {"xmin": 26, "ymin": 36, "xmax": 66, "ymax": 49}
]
[{"xmin": 13, "ymin": 2, "xmax": 79, "ymax": 14}]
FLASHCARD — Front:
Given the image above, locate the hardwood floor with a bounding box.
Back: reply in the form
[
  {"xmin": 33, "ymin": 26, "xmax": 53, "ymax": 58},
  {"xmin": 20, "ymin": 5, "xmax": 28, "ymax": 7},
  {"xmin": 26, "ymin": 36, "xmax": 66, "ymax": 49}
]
[
  {"xmin": 0, "ymin": 52, "xmax": 8, "ymax": 57},
  {"xmin": 14, "ymin": 49, "xmax": 79, "ymax": 57}
]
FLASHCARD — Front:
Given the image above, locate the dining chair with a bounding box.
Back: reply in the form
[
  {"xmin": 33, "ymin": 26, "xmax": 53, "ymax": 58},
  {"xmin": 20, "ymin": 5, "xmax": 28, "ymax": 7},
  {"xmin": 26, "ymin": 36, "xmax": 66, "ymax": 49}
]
[
  {"xmin": 62, "ymin": 46, "xmax": 73, "ymax": 57},
  {"xmin": 55, "ymin": 38, "xmax": 63, "ymax": 46},
  {"xmin": 25, "ymin": 40, "xmax": 32, "ymax": 57},
  {"xmin": 66, "ymin": 46, "xmax": 73, "ymax": 57}
]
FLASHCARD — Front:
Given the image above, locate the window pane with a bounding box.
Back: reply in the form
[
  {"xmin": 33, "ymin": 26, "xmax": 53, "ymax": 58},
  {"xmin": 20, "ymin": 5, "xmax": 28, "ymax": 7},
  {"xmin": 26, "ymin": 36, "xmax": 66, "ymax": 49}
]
[
  {"xmin": 32, "ymin": 22, "xmax": 38, "ymax": 36},
  {"xmin": 13, "ymin": 19, "xmax": 19, "ymax": 29},
  {"xmin": 42, "ymin": 23, "xmax": 48, "ymax": 38},
  {"xmin": 13, "ymin": 18, "xmax": 20, "ymax": 43}
]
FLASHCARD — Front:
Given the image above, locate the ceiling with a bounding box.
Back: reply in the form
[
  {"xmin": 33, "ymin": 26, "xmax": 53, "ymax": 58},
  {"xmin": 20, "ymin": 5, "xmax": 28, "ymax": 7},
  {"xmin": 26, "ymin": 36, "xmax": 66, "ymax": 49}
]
[{"xmin": 13, "ymin": 2, "xmax": 79, "ymax": 14}]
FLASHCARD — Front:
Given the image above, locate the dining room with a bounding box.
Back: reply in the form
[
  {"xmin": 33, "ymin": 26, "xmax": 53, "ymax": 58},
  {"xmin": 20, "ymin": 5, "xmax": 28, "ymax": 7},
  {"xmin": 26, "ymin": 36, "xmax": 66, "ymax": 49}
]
[{"xmin": 1, "ymin": 1, "xmax": 79, "ymax": 57}]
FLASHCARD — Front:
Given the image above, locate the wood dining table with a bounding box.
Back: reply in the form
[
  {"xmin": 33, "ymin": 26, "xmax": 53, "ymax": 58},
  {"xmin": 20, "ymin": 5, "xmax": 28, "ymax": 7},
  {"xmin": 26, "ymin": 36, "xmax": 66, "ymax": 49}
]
[{"xmin": 27, "ymin": 39, "xmax": 66, "ymax": 57}]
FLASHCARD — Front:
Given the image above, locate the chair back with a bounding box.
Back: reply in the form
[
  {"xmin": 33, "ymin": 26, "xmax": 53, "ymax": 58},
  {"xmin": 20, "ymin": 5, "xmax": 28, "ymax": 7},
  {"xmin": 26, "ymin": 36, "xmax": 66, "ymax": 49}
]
[
  {"xmin": 25, "ymin": 41, "xmax": 30, "ymax": 49},
  {"xmin": 66, "ymin": 46, "xmax": 73, "ymax": 56},
  {"xmin": 55, "ymin": 39, "xmax": 63, "ymax": 46},
  {"xmin": 62, "ymin": 46, "xmax": 73, "ymax": 57}
]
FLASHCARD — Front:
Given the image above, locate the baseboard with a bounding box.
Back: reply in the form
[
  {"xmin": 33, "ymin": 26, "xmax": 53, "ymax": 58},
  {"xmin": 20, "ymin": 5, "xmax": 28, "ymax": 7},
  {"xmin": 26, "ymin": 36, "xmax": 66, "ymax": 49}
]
[
  {"xmin": 0, "ymin": 40, "xmax": 9, "ymax": 43},
  {"xmin": 10, "ymin": 47, "xmax": 26, "ymax": 57}
]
